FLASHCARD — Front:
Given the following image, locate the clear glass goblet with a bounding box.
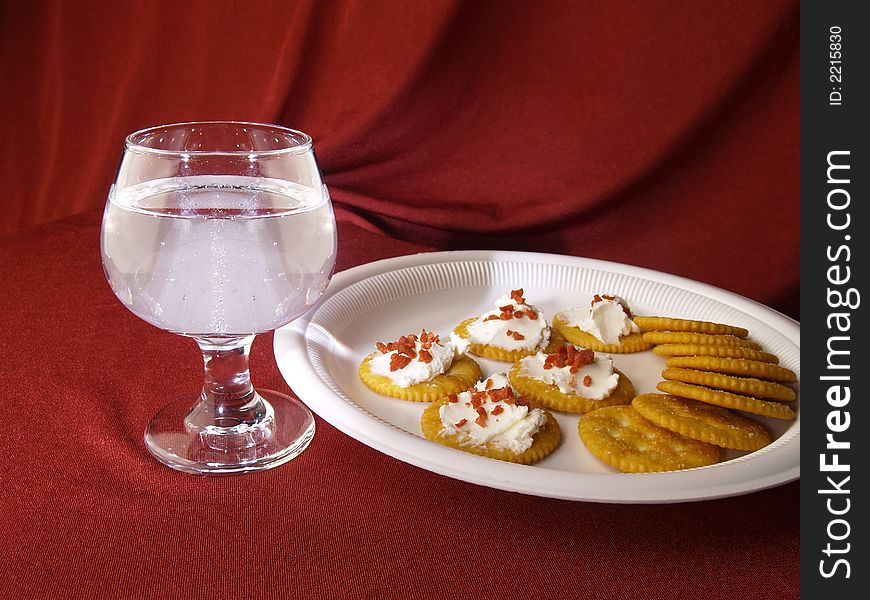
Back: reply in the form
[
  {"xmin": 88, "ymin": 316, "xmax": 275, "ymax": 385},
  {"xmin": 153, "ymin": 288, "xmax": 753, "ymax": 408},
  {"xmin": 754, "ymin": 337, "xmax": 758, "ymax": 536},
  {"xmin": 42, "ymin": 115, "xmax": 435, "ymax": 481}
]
[{"xmin": 101, "ymin": 122, "xmax": 337, "ymax": 474}]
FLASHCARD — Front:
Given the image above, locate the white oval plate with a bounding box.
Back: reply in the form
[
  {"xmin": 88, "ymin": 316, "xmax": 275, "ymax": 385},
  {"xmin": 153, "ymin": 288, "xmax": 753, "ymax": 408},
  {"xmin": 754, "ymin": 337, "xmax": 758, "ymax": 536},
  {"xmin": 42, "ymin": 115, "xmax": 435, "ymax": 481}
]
[{"xmin": 274, "ymin": 251, "xmax": 800, "ymax": 503}]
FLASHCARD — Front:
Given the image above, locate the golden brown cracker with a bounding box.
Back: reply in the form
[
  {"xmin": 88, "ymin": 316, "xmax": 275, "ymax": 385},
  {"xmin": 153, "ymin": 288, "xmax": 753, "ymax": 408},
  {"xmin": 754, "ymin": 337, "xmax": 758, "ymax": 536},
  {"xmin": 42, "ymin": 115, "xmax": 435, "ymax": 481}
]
[
  {"xmin": 632, "ymin": 393, "xmax": 772, "ymax": 451},
  {"xmin": 642, "ymin": 331, "xmax": 762, "ymax": 349},
  {"xmin": 552, "ymin": 314, "xmax": 652, "ymax": 353},
  {"xmin": 359, "ymin": 352, "xmax": 481, "ymax": 402},
  {"xmin": 508, "ymin": 362, "xmax": 635, "ymax": 414},
  {"xmin": 578, "ymin": 405, "xmax": 721, "ymax": 473},
  {"xmin": 420, "ymin": 397, "xmax": 561, "ymax": 464},
  {"xmin": 661, "ymin": 368, "xmax": 796, "ymax": 402},
  {"xmin": 652, "ymin": 343, "xmax": 779, "ymax": 363},
  {"xmin": 634, "ymin": 316, "xmax": 749, "ymax": 338},
  {"xmin": 664, "ymin": 355, "xmax": 796, "ymax": 382},
  {"xmin": 656, "ymin": 380, "xmax": 796, "ymax": 420}
]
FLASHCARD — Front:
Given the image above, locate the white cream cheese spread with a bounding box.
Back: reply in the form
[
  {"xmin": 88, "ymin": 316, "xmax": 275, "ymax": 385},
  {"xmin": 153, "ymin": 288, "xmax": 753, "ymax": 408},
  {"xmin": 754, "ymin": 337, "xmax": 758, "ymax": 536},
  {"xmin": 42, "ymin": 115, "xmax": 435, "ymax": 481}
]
[
  {"xmin": 369, "ymin": 331, "xmax": 457, "ymax": 388},
  {"xmin": 519, "ymin": 349, "xmax": 619, "ymax": 400},
  {"xmin": 438, "ymin": 372, "xmax": 547, "ymax": 453},
  {"xmin": 460, "ymin": 289, "xmax": 550, "ymax": 352},
  {"xmin": 558, "ymin": 294, "xmax": 639, "ymax": 345}
]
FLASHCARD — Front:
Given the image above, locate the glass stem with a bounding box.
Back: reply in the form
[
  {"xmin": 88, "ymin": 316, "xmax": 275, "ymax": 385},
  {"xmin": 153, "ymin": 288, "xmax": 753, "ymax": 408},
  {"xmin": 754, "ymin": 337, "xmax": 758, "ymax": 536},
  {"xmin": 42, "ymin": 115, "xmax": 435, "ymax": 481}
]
[{"xmin": 195, "ymin": 335, "xmax": 265, "ymax": 429}]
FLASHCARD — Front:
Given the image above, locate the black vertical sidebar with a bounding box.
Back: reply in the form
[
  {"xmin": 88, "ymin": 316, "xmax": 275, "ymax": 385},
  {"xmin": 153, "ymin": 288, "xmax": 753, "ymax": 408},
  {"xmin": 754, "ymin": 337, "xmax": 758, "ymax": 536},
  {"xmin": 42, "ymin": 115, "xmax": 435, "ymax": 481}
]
[{"xmin": 800, "ymin": 1, "xmax": 868, "ymax": 597}]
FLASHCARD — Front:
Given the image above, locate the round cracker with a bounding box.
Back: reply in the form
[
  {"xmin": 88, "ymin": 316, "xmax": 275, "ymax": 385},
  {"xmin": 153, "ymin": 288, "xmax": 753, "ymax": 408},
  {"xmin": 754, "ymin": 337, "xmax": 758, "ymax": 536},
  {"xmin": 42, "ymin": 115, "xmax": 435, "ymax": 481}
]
[
  {"xmin": 642, "ymin": 331, "xmax": 762, "ymax": 349},
  {"xmin": 552, "ymin": 314, "xmax": 652, "ymax": 353},
  {"xmin": 578, "ymin": 405, "xmax": 721, "ymax": 473},
  {"xmin": 420, "ymin": 397, "xmax": 561, "ymax": 464},
  {"xmin": 652, "ymin": 343, "xmax": 779, "ymax": 364},
  {"xmin": 634, "ymin": 316, "xmax": 749, "ymax": 338},
  {"xmin": 453, "ymin": 317, "xmax": 558, "ymax": 362},
  {"xmin": 662, "ymin": 367, "xmax": 796, "ymax": 402},
  {"xmin": 664, "ymin": 356, "xmax": 796, "ymax": 382},
  {"xmin": 656, "ymin": 380, "xmax": 796, "ymax": 420},
  {"xmin": 632, "ymin": 393, "xmax": 772, "ymax": 451},
  {"xmin": 359, "ymin": 352, "xmax": 481, "ymax": 402},
  {"xmin": 508, "ymin": 362, "xmax": 635, "ymax": 414}
]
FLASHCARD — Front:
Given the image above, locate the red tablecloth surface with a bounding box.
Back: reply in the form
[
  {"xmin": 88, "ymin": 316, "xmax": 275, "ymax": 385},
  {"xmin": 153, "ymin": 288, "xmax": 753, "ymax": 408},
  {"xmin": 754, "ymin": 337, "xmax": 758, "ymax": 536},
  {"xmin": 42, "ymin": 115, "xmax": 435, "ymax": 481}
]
[{"xmin": 0, "ymin": 210, "xmax": 798, "ymax": 599}]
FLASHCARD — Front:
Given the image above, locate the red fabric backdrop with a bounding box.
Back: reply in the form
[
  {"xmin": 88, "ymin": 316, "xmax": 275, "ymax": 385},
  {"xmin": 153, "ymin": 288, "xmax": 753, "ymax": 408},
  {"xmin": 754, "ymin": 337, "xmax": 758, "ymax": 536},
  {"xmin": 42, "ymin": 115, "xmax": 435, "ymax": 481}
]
[
  {"xmin": 0, "ymin": 3, "xmax": 800, "ymax": 597},
  {"xmin": 0, "ymin": 0, "xmax": 798, "ymax": 318}
]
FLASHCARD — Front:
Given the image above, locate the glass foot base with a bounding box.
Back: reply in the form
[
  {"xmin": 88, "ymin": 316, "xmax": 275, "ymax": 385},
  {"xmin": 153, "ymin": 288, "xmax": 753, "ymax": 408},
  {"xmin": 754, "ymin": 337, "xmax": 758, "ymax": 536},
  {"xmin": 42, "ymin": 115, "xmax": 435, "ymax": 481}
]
[{"xmin": 144, "ymin": 389, "xmax": 315, "ymax": 475}]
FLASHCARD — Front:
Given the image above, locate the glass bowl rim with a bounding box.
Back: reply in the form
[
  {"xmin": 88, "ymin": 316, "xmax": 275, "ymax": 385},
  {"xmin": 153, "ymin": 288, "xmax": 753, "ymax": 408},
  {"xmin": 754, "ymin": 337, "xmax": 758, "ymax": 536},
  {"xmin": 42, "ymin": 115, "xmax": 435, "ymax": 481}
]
[{"xmin": 124, "ymin": 121, "xmax": 313, "ymax": 158}]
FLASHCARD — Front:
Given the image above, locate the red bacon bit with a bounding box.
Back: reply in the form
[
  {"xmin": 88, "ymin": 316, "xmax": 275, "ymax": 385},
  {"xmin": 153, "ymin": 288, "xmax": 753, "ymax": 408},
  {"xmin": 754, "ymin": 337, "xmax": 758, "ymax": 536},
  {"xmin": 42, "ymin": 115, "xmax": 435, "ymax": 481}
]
[
  {"xmin": 583, "ymin": 375, "xmax": 593, "ymax": 387},
  {"xmin": 418, "ymin": 331, "xmax": 440, "ymax": 359},
  {"xmin": 482, "ymin": 290, "xmax": 540, "ymax": 323},
  {"xmin": 465, "ymin": 384, "xmax": 523, "ymax": 409},
  {"xmin": 574, "ymin": 349, "xmax": 595, "ymax": 372},
  {"xmin": 378, "ymin": 334, "xmax": 417, "ymax": 358},
  {"xmin": 492, "ymin": 405, "xmax": 504, "ymax": 416},
  {"xmin": 506, "ymin": 330, "xmax": 525, "ymax": 341},
  {"xmin": 514, "ymin": 309, "xmax": 538, "ymax": 320},
  {"xmin": 484, "ymin": 301, "xmax": 520, "ymax": 322},
  {"xmin": 516, "ymin": 395, "xmax": 531, "ymax": 407},
  {"xmin": 475, "ymin": 407, "xmax": 488, "ymax": 427},
  {"xmin": 591, "ymin": 294, "xmax": 631, "ymax": 317},
  {"xmin": 486, "ymin": 388, "xmax": 510, "ymax": 403},
  {"xmin": 543, "ymin": 345, "xmax": 595, "ymax": 373},
  {"xmin": 448, "ymin": 393, "xmax": 458, "ymax": 403},
  {"xmin": 485, "ymin": 379, "xmax": 494, "ymax": 390},
  {"xmin": 455, "ymin": 418, "xmax": 468, "ymax": 428},
  {"xmin": 377, "ymin": 329, "xmax": 446, "ymax": 367},
  {"xmin": 389, "ymin": 354, "xmax": 412, "ymax": 371},
  {"xmin": 592, "ymin": 293, "xmax": 616, "ymax": 306},
  {"xmin": 419, "ymin": 330, "xmax": 439, "ymax": 345}
]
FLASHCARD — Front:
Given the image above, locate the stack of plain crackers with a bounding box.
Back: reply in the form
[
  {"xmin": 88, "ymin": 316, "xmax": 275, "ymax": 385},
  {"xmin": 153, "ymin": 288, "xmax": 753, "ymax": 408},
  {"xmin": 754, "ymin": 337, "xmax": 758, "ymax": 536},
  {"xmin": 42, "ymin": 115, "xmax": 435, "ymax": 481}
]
[{"xmin": 579, "ymin": 317, "xmax": 798, "ymax": 473}]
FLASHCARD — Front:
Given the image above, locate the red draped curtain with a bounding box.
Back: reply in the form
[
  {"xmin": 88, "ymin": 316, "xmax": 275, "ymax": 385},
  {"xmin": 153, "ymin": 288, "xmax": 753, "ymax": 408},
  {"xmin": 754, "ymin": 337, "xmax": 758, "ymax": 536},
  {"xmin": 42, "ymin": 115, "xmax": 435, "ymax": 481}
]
[{"xmin": 0, "ymin": 0, "xmax": 798, "ymax": 314}]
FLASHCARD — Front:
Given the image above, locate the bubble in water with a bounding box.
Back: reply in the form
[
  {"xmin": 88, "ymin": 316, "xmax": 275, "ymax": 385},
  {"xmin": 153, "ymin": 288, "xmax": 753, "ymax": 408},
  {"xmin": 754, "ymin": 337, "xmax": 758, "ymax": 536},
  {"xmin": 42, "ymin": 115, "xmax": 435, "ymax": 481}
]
[
  {"xmin": 160, "ymin": 241, "xmax": 165, "ymax": 247},
  {"xmin": 272, "ymin": 241, "xmax": 278, "ymax": 247}
]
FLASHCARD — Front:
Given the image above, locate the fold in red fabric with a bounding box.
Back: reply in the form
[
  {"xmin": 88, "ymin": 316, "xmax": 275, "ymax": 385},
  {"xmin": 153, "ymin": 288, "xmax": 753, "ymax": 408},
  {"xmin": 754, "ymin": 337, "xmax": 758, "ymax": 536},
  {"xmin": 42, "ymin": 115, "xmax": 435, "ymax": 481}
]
[{"xmin": 0, "ymin": 0, "xmax": 798, "ymax": 317}]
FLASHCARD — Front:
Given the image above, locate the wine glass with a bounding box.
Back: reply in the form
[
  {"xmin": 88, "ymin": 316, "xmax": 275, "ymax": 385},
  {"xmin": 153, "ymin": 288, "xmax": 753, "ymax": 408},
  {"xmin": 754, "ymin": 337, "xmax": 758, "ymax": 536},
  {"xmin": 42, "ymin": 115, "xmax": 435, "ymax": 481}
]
[{"xmin": 101, "ymin": 122, "xmax": 337, "ymax": 474}]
